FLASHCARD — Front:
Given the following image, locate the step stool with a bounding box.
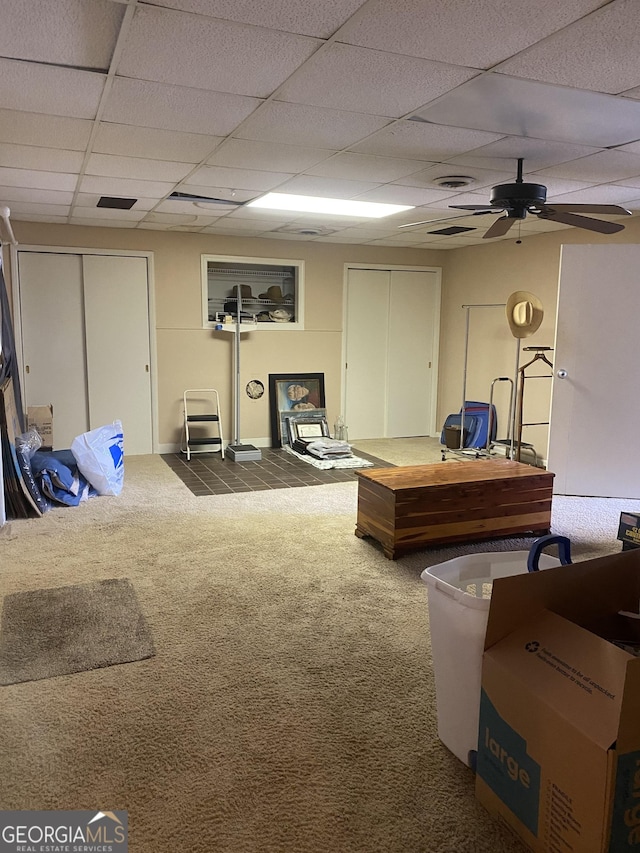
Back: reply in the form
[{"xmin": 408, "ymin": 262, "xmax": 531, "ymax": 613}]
[{"xmin": 181, "ymin": 389, "xmax": 224, "ymax": 461}]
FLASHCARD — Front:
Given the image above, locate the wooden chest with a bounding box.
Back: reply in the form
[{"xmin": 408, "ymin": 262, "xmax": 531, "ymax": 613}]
[{"xmin": 355, "ymin": 459, "xmax": 554, "ymax": 559}]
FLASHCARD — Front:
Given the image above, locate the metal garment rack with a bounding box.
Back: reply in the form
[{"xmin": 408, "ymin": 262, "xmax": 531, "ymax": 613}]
[{"xmin": 515, "ymin": 346, "xmax": 554, "ymax": 462}]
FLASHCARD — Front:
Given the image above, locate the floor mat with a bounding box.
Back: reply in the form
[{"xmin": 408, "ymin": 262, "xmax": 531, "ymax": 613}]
[
  {"xmin": 162, "ymin": 447, "xmax": 392, "ymax": 496},
  {"xmin": 0, "ymin": 578, "xmax": 155, "ymax": 685}
]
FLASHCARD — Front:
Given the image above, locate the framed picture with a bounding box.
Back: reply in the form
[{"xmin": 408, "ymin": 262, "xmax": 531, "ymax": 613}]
[
  {"xmin": 269, "ymin": 373, "xmax": 326, "ymax": 447},
  {"xmin": 287, "ymin": 409, "xmax": 329, "ymax": 444}
]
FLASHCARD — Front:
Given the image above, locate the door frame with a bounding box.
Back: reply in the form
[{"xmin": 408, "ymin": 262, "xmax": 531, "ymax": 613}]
[
  {"xmin": 342, "ymin": 262, "xmax": 442, "ymax": 437},
  {"xmin": 10, "ymin": 244, "xmax": 159, "ymax": 454}
]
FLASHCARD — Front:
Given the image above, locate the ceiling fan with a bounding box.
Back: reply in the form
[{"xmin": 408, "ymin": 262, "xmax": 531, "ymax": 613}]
[{"xmin": 399, "ymin": 158, "xmax": 632, "ymax": 239}]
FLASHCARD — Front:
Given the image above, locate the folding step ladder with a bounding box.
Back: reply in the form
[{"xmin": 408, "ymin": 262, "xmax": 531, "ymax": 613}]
[{"xmin": 181, "ymin": 389, "xmax": 224, "ymax": 461}]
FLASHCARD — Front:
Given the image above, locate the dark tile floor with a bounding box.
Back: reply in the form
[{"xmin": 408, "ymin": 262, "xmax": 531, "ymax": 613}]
[{"xmin": 162, "ymin": 447, "xmax": 393, "ymax": 496}]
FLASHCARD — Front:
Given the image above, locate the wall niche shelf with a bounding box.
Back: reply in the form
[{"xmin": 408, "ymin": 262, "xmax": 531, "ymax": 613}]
[{"xmin": 202, "ymin": 255, "xmax": 304, "ymax": 330}]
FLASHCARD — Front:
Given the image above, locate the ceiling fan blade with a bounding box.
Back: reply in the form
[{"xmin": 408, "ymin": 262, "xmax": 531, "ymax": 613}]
[
  {"xmin": 449, "ymin": 204, "xmax": 503, "ymax": 211},
  {"xmin": 483, "ymin": 216, "xmax": 517, "ymax": 239},
  {"xmin": 542, "ymin": 203, "xmax": 632, "ymax": 215},
  {"xmin": 539, "ymin": 210, "xmax": 626, "ymax": 234},
  {"xmin": 398, "ymin": 210, "xmax": 490, "ymax": 229}
]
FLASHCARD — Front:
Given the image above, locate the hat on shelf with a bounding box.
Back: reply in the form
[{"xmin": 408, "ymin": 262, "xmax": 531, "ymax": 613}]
[
  {"xmin": 227, "ymin": 284, "xmax": 254, "ymax": 299},
  {"xmin": 259, "ymin": 285, "xmax": 285, "ymax": 302},
  {"xmin": 506, "ymin": 291, "xmax": 544, "ymax": 338},
  {"xmin": 269, "ymin": 308, "xmax": 292, "ymax": 323}
]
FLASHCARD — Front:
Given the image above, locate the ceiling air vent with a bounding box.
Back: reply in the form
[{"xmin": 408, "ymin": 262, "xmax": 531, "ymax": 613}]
[
  {"xmin": 429, "ymin": 226, "xmax": 476, "ymax": 236},
  {"xmin": 97, "ymin": 196, "xmax": 137, "ymax": 209},
  {"xmin": 167, "ymin": 192, "xmax": 240, "ymax": 206},
  {"xmin": 432, "ymin": 176, "xmax": 475, "ymax": 189},
  {"xmin": 273, "ymin": 225, "xmax": 337, "ymax": 237}
]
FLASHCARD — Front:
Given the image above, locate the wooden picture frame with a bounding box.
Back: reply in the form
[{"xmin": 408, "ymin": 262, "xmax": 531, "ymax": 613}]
[{"xmin": 268, "ymin": 373, "xmax": 326, "ymax": 448}]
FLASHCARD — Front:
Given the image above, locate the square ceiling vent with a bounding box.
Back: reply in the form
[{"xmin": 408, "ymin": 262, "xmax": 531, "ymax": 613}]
[
  {"xmin": 429, "ymin": 225, "xmax": 476, "ymax": 236},
  {"xmin": 97, "ymin": 196, "xmax": 137, "ymax": 210}
]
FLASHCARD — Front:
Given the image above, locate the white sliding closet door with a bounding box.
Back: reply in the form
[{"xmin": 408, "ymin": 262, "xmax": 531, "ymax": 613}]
[
  {"xmin": 344, "ymin": 267, "xmax": 440, "ymax": 440},
  {"xmin": 387, "ymin": 270, "xmax": 439, "ymax": 437},
  {"xmin": 18, "ymin": 251, "xmax": 153, "ymax": 455},
  {"xmin": 344, "ymin": 269, "xmax": 390, "ymax": 439},
  {"xmin": 83, "ymin": 255, "xmax": 152, "ymax": 456},
  {"xmin": 19, "ymin": 252, "xmax": 90, "ymax": 447}
]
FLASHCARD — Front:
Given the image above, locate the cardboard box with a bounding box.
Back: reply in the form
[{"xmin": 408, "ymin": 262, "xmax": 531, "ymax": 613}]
[
  {"xmin": 618, "ymin": 513, "xmax": 640, "ymax": 550},
  {"xmin": 475, "ymin": 549, "xmax": 640, "ymax": 853},
  {"xmin": 27, "ymin": 404, "xmax": 53, "ymax": 450}
]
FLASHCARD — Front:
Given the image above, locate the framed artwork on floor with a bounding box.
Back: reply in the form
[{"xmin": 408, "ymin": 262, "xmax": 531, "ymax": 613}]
[{"xmin": 268, "ymin": 373, "xmax": 326, "ymax": 447}]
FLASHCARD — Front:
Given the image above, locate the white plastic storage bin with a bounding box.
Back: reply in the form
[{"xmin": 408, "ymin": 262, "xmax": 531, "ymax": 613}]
[{"xmin": 421, "ymin": 550, "xmax": 561, "ymax": 767}]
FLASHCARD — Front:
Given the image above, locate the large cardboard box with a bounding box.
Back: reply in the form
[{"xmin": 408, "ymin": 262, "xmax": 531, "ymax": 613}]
[
  {"xmin": 27, "ymin": 404, "xmax": 53, "ymax": 450},
  {"xmin": 475, "ymin": 549, "xmax": 640, "ymax": 853}
]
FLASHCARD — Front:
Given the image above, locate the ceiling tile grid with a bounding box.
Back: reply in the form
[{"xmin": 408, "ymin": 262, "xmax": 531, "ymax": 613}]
[{"xmin": 0, "ymin": 0, "xmax": 638, "ymax": 247}]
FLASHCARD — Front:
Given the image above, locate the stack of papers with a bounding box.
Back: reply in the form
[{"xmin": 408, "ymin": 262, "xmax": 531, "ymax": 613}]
[{"xmin": 306, "ymin": 438, "xmax": 353, "ymax": 459}]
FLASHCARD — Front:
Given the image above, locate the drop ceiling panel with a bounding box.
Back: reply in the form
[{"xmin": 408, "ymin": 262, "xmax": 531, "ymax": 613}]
[
  {"xmin": 306, "ymin": 151, "xmax": 429, "ymax": 183},
  {"xmin": 446, "ymin": 137, "xmax": 602, "ymax": 171},
  {"xmin": 0, "ymin": 143, "xmax": 83, "ymax": 173},
  {"xmin": 94, "ymin": 123, "xmax": 222, "ymax": 163},
  {"xmin": 0, "ymin": 0, "xmax": 124, "ymax": 70},
  {"xmin": 276, "ymin": 43, "xmax": 479, "ymax": 117},
  {"xmin": 143, "ymin": 211, "xmax": 216, "ymax": 226},
  {"xmin": 185, "ymin": 165, "xmax": 293, "ymax": 191},
  {"xmin": 415, "ymin": 74, "xmax": 640, "ymax": 148},
  {"xmin": 0, "ymin": 187, "xmax": 74, "ymax": 205},
  {"xmin": 0, "ymin": 167, "xmax": 77, "ymax": 191},
  {"xmin": 541, "ymin": 184, "xmax": 640, "ymax": 205},
  {"xmin": 236, "ymin": 102, "xmax": 391, "ymax": 148},
  {"xmin": 535, "ymin": 150, "xmax": 640, "ymax": 183},
  {"xmin": 392, "ymin": 164, "xmax": 513, "ymax": 191},
  {"xmin": 355, "ymin": 185, "xmax": 462, "ymax": 206},
  {"xmin": 4, "ymin": 201, "xmax": 71, "ymax": 217},
  {"xmin": 79, "ymin": 175, "xmax": 176, "ymax": 197},
  {"xmin": 497, "ymin": 0, "xmax": 640, "ymax": 94},
  {"xmin": 86, "ymin": 153, "xmax": 194, "ymax": 183},
  {"xmin": 69, "ymin": 217, "xmax": 138, "ymax": 228},
  {"xmin": 201, "ymin": 224, "xmax": 272, "ymax": 236},
  {"xmin": 336, "ymin": 0, "xmax": 608, "ymax": 69},
  {"xmin": 275, "ymin": 174, "xmax": 379, "ymax": 198},
  {"xmin": 147, "ymin": 0, "xmax": 369, "ymax": 38},
  {"xmin": 207, "ymin": 139, "xmax": 335, "ymax": 173},
  {"xmin": 0, "ymin": 110, "xmax": 92, "ymax": 150},
  {"xmin": 103, "ymin": 78, "xmax": 263, "ymax": 136},
  {"xmin": 117, "ymin": 5, "xmax": 322, "ymax": 97},
  {"xmin": 351, "ymin": 121, "xmax": 505, "ymax": 161},
  {"xmin": 0, "ymin": 58, "xmax": 105, "ymax": 118},
  {"xmin": 12, "ymin": 213, "xmax": 69, "ymax": 224}
]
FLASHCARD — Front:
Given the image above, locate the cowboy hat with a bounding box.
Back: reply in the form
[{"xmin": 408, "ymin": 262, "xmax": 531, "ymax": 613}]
[
  {"xmin": 227, "ymin": 284, "xmax": 255, "ymax": 300},
  {"xmin": 259, "ymin": 285, "xmax": 285, "ymax": 302},
  {"xmin": 506, "ymin": 291, "xmax": 544, "ymax": 338}
]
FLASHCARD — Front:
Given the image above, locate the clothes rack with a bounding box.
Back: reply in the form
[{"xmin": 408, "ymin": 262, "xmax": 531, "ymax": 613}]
[{"xmin": 515, "ymin": 346, "xmax": 554, "ymax": 462}]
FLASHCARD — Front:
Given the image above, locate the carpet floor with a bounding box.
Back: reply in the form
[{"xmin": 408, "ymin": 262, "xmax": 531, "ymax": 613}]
[{"xmin": 2, "ymin": 441, "xmax": 638, "ymax": 852}]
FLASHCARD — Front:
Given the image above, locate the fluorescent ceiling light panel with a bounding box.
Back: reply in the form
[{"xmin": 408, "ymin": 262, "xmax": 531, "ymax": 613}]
[{"xmin": 246, "ymin": 192, "xmax": 414, "ymax": 218}]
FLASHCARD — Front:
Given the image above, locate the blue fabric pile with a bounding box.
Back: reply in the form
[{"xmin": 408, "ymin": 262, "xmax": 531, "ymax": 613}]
[{"xmin": 29, "ymin": 449, "xmax": 98, "ymax": 507}]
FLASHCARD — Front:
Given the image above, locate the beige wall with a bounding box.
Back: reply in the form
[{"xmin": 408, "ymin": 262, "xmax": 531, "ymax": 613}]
[
  {"xmin": 5, "ymin": 222, "xmax": 443, "ymax": 450},
  {"xmin": 6, "ymin": 216, "xmax": 639, "ymax": 457}
]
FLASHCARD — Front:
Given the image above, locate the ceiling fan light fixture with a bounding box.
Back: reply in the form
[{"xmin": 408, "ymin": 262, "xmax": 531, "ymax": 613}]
[{"xmin": 432, "ymin": 176, "xmax": 475, "ymax": 189}]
